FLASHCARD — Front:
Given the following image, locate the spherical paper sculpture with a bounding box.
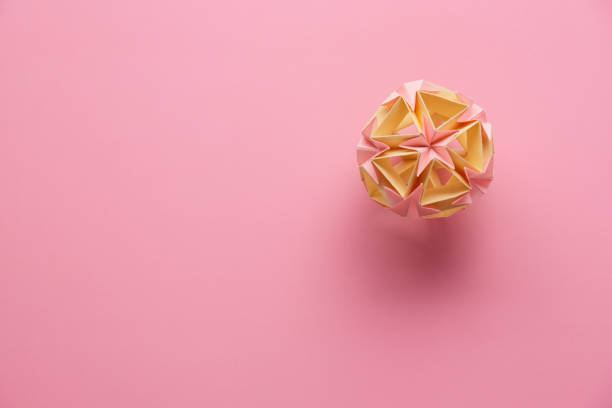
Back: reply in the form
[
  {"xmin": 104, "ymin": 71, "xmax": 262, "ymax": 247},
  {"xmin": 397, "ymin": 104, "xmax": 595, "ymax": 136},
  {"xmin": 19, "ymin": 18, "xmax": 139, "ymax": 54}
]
[{"xmin": 357, "ymin": 80, "xmax": 494, "ymax": 218}]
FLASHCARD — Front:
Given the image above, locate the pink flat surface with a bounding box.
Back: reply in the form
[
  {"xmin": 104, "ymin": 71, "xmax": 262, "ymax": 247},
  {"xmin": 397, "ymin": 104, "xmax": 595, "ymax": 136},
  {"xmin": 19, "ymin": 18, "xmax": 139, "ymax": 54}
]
[{"xmin": 1, "ymin": 0, "xmax": 612, "ymax": 407}]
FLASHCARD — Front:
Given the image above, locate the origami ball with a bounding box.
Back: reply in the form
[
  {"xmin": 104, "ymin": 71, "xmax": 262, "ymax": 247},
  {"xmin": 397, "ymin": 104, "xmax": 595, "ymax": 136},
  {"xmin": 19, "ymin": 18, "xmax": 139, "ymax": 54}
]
[{"xmin": 357, "ymin": 80, "xmax": 494, "ymax": 218}]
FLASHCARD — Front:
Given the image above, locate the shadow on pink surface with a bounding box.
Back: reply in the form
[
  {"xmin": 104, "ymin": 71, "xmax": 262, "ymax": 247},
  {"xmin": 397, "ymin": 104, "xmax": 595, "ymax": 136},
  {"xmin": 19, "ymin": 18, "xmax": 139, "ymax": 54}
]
[{"xmin": 336, "ymin": 186, "xmax": 484, "ymax": 301}]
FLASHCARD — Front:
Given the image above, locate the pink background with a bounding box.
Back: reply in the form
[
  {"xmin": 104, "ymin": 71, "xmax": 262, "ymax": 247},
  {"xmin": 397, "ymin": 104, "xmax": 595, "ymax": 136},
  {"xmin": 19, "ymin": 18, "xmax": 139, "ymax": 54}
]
[{"xmin": 1, "ymin": 0, "xmax": 612, "ymax": 406}]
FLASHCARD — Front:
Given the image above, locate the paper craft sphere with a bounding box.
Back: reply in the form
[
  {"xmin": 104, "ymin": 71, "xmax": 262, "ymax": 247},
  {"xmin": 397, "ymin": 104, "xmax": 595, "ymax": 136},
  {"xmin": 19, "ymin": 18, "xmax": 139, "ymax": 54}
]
[{"xmin": 357, "ymin": 80, "xmax": 494, "ymax": 218}]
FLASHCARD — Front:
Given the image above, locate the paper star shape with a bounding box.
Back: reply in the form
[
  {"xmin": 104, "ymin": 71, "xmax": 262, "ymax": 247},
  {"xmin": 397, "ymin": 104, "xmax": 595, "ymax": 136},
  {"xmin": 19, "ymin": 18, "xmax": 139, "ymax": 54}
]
[{"xmin": 400, "ymin": 115, "xmax": 458, "ymax": 176}]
